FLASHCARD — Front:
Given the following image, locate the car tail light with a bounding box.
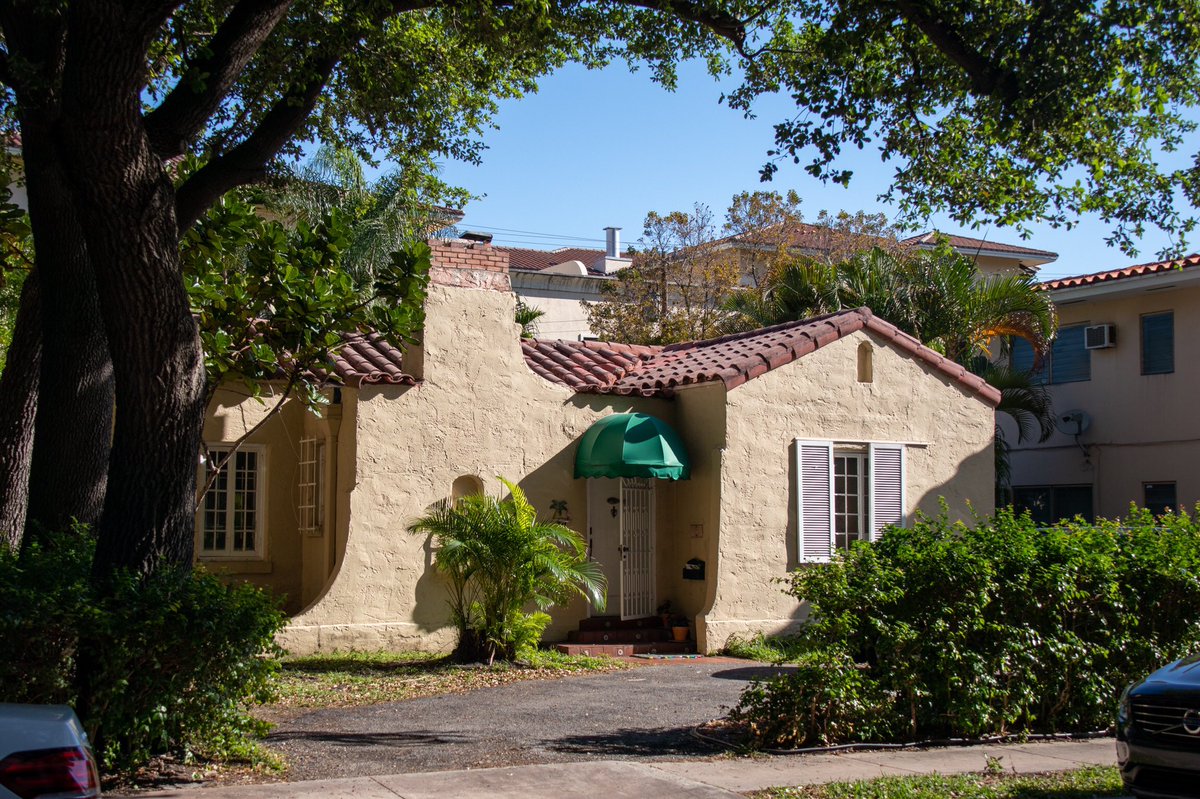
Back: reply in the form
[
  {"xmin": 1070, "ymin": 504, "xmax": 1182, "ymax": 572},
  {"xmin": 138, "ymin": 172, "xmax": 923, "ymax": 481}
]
[{"xmin": 0, "ymin": 746, "xmax": 100, "ymax": 798}]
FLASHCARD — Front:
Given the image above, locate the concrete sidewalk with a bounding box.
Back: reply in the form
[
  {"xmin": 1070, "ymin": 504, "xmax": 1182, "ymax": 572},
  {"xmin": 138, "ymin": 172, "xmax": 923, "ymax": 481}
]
[{"xmin": 133, "ymin": 739, "xmax": 1117, "ymax": 798}]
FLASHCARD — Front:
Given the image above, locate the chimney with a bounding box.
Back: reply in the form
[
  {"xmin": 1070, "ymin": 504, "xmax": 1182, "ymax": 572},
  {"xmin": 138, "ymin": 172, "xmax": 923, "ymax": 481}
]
[
  {"xmin": 604, "ymin": 226, "xmax": 621, "ymax": 257},
  {"xmin": 595, "ymin": 227, "xmax": 632, "ymax": 275}
]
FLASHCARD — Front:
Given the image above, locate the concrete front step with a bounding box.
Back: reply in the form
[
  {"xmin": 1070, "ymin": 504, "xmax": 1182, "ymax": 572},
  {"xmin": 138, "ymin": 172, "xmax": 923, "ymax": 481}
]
[{"xmin": 556, "ymin": 641, "xmax": 695, "ymax": 657}]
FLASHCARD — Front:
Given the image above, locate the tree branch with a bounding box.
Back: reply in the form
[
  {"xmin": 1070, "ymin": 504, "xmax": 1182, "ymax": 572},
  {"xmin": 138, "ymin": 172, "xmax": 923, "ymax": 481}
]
[
  {"xmin": 144, "ymin": 0, "xmax": 296, "ymax": 158},
  {"xmin": 172, "ymin": 0, "xmax": 435, "ymax": 229},
  {"xmin": 618, "ymin": 0, "xmax": 751, "ymax": 57},
  {"xmin": 174, "ymin": 49, "xmax": 339, "ymax": 230},
  {"xmin": 892, "ymin": 0, "xmax": 1019, "ymax": 103}
]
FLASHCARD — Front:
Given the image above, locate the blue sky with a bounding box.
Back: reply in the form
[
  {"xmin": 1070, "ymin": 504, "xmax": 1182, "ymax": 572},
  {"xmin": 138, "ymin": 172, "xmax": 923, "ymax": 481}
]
[{"xmin": 432, "ymin": 60, "xmax": 1195, "ymax": 281}]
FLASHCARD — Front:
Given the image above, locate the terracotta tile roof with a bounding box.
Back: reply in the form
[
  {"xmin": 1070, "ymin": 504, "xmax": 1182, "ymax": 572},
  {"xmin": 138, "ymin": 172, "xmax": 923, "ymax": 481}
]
[
  {"xmin": 522, "ymin": 309, "xmax": 1000, "ymax": 406},
  {"xmin": 1040, "ymin": 253, "xmax": 1200, "ymax": 291},
  {"xmin": 499, "ymin": 246, "xmax": 611, "ymax": 274},
  {"xmin": 901, "ymin": 232, "xmax": 1057, "ymax": 259},
  {"xmin": 310, "ymin": 332, "xmax": 418, "ymax": 387}
]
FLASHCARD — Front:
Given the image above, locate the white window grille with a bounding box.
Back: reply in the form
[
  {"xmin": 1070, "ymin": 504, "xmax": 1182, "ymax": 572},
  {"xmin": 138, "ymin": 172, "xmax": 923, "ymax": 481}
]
[
  {"xmin": 199, "ymin": 445, "xmax": 265, "ymax": 558},
  {"xmin": 298, "ymin": 437, "xmax": 324, "ymax": 535}
]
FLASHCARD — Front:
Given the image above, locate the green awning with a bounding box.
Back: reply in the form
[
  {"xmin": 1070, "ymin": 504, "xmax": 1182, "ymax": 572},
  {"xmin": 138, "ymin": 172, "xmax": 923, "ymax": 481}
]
[{"xmin": 574, "ymin": 413, "xmax": 691, "ymax": 480}]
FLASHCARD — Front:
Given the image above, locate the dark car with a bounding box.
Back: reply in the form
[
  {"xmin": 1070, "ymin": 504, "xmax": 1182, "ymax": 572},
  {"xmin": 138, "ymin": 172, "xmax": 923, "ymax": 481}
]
[{"xmin": 1118, "ymin": 654, "xmax": 1200, "ymax": 798}]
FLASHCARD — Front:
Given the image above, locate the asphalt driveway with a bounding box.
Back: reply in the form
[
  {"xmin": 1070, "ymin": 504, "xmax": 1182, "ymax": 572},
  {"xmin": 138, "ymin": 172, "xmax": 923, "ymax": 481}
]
[{"xmin": 264, "ymin": 659, "xmax": 786, "ymax": 780}]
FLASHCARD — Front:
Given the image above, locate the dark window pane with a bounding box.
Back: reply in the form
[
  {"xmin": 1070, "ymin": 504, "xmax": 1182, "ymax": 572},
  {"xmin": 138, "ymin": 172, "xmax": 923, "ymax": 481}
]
[
  {"xmin": 1141, "ymin": 312, "xmax": 1174, "ymax": 375},
  {"xmin": 1054, "ymin": 486, "xmax": 1094, "ymax": 523},
  {"xmin": 1145, "ymin": 482, "xmax": 1177, "ymax": 515},
  {"xmin": 1013, "ymin": 485, "xmax": 1092, "ymax": 524},
  {"xmin": 1013, "ymin": 487, "xmax": 1053, "ymax": 525},
  {"xmin": 1011, "ymin": 338, "xmax": 1046, "ymax": 384},
  {"xmin": 1050, "ymin": 326, "xmax": 1090, "ymax": 384}
]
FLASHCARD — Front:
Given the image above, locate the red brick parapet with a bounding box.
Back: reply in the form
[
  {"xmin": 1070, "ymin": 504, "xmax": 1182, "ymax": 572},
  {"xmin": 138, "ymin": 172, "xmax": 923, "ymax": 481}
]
[{"xmin": 428, "ymin": 238, "xmax": 511, "ymax": 292}]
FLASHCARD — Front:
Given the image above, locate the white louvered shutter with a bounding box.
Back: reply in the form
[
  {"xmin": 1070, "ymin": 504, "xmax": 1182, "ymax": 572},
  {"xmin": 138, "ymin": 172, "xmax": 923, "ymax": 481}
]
[
  {"xmin": 869, "ymin": 443, "xmax": 905, "ymax": 540},
  {"xmin": 795, "ymin": 440, "xmax": 834, "ymax": 562}
]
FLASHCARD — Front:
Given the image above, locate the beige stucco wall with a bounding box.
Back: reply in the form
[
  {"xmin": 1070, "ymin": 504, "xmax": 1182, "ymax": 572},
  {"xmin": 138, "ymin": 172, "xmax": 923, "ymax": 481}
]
[
  {"xmin": 279, "ymin": 278, "xmax": 675, "ymax": 654},
  {"xmin": 700, "ymin": 329, "xmax": 996, "ymax": 651},
  {"xmin": 1006, "ymin": 281, "xmax": 1200, "ymax": 518}
]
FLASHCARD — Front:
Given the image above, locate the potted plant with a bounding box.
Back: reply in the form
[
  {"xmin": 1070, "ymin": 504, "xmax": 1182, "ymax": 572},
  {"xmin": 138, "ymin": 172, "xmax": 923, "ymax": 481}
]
[
  {"xmin": 670, "ymin": 614, "xmax": 690, "ymax": 642},
  {"xmin": 656, "ymin": 600, "xmax": 672, "ymax": 629}
]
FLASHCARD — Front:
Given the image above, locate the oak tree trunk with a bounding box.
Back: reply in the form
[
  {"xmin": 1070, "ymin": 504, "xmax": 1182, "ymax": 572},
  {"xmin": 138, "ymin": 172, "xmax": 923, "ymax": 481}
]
[
  {"xmin": 57, "ymin": 3, "xmax": 206, "ymax": 577},
  {"xmin": 0, "ymin": 274, "xmax": 41, "ymax": 549},
  {"xmin": 19, "ymin": 121, "xmax": 114, "ymax": 538}
]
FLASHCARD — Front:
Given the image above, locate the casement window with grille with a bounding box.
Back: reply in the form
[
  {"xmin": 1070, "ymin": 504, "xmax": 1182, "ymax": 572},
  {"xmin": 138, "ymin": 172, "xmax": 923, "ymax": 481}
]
[
  {"xmin": 796, "ymin": 440, "xmax": 905, "ymax": 563},
  {"xmin": 1011, "ymin": 325, "xmax": 1091, "ymax": 384},
  {"xmin": 198, "ymin": 444, "xmax": 265, "ymax": 558},
  {"xmin": 1012, "ymin": 484, "xmax": 1094, "ymax": 525},
  {"xmin": 298, "ymin": 437, "xmax": 326, "ymax": 535}
]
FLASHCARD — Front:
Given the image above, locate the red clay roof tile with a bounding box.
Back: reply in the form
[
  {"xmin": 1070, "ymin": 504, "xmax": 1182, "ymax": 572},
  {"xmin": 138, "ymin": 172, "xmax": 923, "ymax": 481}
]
[
  {"xmin": 521, "ymin": 309, "xmax": 1000, "ymax": 406},
  {"xmin": 900, "ymin": 232, "xmax": 1057, "ymax": 259},
  {"xmin": 1040, "ymin": 253, "xmax": 1200, "ymax": 290},
  {"xmin": 312, "ymin": 332, "xmax": 419, "ymax": 387}
]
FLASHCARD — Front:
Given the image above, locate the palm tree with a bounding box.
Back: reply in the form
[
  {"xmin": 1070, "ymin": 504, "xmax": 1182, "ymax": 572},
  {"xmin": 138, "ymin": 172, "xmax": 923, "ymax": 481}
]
[
  {"xmin": 515, "ymin": 301, "xmax": 546, "ymax": 339},
  {"xmin": 725, "ymin": 247, "xmax": 1058, "ymax": 487},
  {"xmin": 408, "ymin": 478, "xmax": 605, "ymax": 664},
  {"xmin": 263, "ymin": 145, "xmax": 467, "ymax": 291}
]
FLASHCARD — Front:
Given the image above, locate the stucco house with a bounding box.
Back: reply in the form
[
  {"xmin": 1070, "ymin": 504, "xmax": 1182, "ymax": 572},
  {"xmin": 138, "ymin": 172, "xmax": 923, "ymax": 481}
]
[
  {"xmin": 1005, "ymin": 254, "xmax": 1200, "ymax": 522},
  {"xmin": 200, "ymin": 238, "xmax": 997, "ymax": 655},
  {"xmin": 500, "ymin": 226, "xmax": 1058, "ymax": 341}
]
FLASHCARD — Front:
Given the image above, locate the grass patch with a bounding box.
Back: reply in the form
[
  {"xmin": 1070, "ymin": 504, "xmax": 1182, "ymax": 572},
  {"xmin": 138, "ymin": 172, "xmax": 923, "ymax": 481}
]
[
  {"xmin": 267, "ymin": 648, "xmax": 625, "ymax": 710},
  {"xmin": 723, "ymin": 633, "xmax": 809, "ymax": 663},
  {"xmin": 752, "ymin": 766, "xmax": 1123, "ymax": 799}
]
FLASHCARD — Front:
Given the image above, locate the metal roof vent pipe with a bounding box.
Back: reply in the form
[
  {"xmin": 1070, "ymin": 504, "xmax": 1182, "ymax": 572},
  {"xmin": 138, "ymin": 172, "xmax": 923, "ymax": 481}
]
[
  {"xmin": 604, "ymin": 226, "xmax": 621, "ymax": 258},
  {"xmin": 596, "ymin": 227, "xmax": 633, "ymax": 275}
]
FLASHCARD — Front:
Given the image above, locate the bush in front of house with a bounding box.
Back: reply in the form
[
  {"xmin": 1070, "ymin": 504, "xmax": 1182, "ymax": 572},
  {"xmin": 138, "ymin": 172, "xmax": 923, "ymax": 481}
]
[
  {"xmin": 408, "ymin": 477, "xmax": 606, "ymax": 664},
  {"xmin": 0, "ymin": 525, "xmax": 286, "ymax": 773},
  {"xmin": 730, "ymin": 506, "xmax": 1200, "ymax": 749}
]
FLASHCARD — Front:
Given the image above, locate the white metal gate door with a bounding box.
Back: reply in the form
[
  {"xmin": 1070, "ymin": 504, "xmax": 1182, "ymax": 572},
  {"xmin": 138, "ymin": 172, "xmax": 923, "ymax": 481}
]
[{"xmin": 619, "ymin": 477, "xmax": 655, "ymax": 620}]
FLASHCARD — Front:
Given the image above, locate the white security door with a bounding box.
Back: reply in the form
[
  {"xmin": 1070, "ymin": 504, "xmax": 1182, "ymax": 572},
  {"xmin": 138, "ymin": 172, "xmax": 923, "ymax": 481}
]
[{"xmin": 619, "ymin": 477, "xmax": 655, "ymax": 619}]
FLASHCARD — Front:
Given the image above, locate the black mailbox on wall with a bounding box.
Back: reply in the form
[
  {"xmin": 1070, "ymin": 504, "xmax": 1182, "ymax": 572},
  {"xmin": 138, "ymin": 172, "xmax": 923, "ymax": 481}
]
[{"xmin": 683, "ymin": 558, "xmax": 705, "ymax": 580}]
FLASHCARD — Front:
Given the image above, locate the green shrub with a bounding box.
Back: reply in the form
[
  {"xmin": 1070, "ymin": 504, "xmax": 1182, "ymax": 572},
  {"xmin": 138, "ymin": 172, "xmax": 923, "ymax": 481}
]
[
  {"xmin": 0, "ymin": 526, "xmax": 286, "ymax": 773},
  {"xmin": 732, "ymin": 648, "xmax": 897, "ymax": 748},
  {"xmin": 732, "ymin": 506, "xmax": 1200, "ymax": 747}
]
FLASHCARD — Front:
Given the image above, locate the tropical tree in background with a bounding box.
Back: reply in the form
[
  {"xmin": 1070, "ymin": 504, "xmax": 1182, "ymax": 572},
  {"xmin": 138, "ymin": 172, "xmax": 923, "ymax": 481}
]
[
  {"xmin": 408, "ymin": 478, "xmax": 605, "ymax": 664},
  {"xmin": 585, "ymin": 203, "xmax": 743, "ymax": 345},
  {"xmin": 261, "ymin": 146, "xmax": 467, "ymax": 290},
  {"xmin": 726, "ymin": 246, "xmax": 1058, "ymax": 484}
]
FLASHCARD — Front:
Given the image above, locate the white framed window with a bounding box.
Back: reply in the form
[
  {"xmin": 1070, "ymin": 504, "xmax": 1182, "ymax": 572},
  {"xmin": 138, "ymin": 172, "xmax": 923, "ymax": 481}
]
[
  {"xmin": 834, "ymin": 452, "xmax": 869, "ymax": 552},
  {"xmin": 796, "ymin": 439, "xmax": 905, "ymax": 563},
  {"xmin": 198, "ymin": 444, "xmax": 266, "ymax": 558},
  {"xmin": 298, "ymin": 437, "xmax": 325, "ymax": 535}
]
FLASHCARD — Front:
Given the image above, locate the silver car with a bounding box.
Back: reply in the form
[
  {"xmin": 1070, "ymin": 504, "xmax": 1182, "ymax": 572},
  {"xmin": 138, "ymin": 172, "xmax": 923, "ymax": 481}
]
[{"xmin": 0, "ymin": 704, "xmax": 100, "ymax": 799}]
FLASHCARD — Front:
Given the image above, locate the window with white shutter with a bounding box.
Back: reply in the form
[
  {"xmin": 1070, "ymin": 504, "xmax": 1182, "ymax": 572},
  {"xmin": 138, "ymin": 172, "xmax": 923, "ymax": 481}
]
[
  {"xmin": 869, "ymin": 443, "xmax": 905, "ymax": 538},
  {"xmin": 795, "ymin": 441, "xmax": 834, "ymax": 563},
  {"xmin": 796, "ymin": 439, "xmax": 906, "ymax": 561}
]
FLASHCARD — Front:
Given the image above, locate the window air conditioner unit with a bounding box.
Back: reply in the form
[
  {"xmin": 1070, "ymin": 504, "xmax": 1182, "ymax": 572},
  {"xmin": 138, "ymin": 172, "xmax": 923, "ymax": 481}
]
[{"xmin": 1084, "ymin": 323, "xmax": 1116, "ymax": 349}]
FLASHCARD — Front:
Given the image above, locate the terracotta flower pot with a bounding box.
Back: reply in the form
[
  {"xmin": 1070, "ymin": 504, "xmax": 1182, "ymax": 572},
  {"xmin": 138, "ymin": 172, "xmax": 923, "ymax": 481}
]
[{"xmin": 671, "ymin": 626, "xmax": 689, "ymax": 642}]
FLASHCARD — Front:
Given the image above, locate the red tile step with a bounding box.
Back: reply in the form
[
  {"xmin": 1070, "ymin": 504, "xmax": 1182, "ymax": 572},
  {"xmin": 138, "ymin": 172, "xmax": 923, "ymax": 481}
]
[
  {"xmin": 556, "ymin": 641, "xmax": 695, "ymax": 657},
  {"xmin": 578, "ymin": 615, "xmax": 669, "ymax": 632},
  {"xmin": 568, "ymin": 628, "xmax": 672, "ymax": 644}
]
